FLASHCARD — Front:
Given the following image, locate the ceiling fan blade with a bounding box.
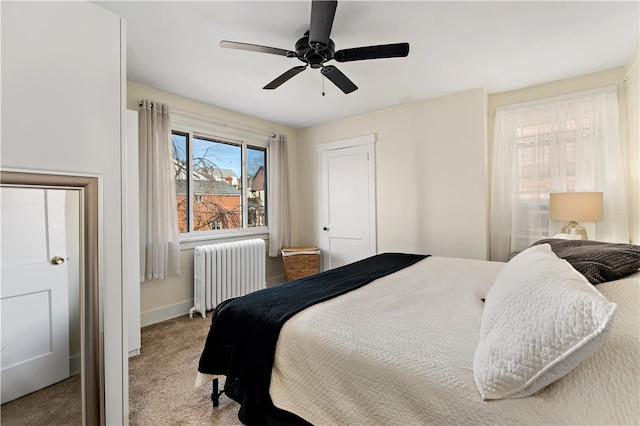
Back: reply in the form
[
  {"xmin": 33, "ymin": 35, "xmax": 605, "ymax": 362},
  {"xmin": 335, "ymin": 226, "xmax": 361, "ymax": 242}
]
[
  {"xmin": 263, "ymin": 66, "xmax": 307, "ymax": 90},
  {"xmin": 220, "ymin": 40, "xmax": 295, "ymax": 57},
  {"xmin": 321, "ymin": 65, "xmax": 358, "ymax": 94},
  {"xmin": 309, "ymin": 0, "xmax": 337, "ymax": 50},
  {"xmin": 334, "ymin": 43, "xmax": 410, "ymax": 62}
]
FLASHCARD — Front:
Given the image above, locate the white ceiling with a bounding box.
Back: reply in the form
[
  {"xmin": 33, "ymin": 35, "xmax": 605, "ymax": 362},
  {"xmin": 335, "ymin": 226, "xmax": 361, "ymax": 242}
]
[{"xmin": 95, "ymin": 1, "xmax": 639, "ymax": 129}]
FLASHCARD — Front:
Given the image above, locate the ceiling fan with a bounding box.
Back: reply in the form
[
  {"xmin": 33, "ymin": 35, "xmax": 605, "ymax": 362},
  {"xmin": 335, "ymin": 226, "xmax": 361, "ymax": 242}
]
[{"xmin": 220, "ymin": 0, "xmax": 410, "ymax": 94}]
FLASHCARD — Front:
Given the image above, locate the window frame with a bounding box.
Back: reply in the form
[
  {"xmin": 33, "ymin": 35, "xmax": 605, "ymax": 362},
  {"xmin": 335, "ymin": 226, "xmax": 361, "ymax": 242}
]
[{"xmin": 171, "ymin": 111, "xmax": 269, "ymax": 246}]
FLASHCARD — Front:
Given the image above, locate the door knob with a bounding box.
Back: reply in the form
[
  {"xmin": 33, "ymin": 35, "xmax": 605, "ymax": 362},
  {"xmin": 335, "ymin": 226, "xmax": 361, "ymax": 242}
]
[
  {"xmin": 51, "ymin": 256, "xmax": 65, "ymax": 265},
  {"xmin": 323, "ymin": 227, "xmax": 329, "ymax": 231}
]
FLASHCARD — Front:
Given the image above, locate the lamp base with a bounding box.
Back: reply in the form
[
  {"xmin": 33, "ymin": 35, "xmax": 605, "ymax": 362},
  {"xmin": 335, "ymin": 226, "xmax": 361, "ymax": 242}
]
[{"xmin": 560, "ymin": 221, "xmax": 588, "ymax": 240}]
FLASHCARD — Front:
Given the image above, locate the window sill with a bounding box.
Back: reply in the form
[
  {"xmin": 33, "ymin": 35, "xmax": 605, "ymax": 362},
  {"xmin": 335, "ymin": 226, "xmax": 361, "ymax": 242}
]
[{"xmin": 179, "ymin": 228, "xmax": 269, "ymax": 250}]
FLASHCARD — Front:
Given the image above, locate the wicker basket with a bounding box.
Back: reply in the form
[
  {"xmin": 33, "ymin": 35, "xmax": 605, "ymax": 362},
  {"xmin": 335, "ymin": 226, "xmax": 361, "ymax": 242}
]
[{"xmin": 281, "ymin": 246, "xmax": 320, "ymax": 281}]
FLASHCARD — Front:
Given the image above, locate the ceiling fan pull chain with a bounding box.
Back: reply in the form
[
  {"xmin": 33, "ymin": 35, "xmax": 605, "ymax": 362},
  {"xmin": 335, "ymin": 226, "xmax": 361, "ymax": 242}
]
[{"xmin": 322, "ymin": 73, "xmax": 325, "ymax": 96}]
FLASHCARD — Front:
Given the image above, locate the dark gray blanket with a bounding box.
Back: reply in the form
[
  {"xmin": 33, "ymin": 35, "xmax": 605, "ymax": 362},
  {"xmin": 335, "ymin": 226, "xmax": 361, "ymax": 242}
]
[
  {"xmin": 198, "ymin": 252, "xmax": 428, "ymax": 425},
  {"xmin": 531, "ymin": 239, "xmax": 640, "ymax": 284}
]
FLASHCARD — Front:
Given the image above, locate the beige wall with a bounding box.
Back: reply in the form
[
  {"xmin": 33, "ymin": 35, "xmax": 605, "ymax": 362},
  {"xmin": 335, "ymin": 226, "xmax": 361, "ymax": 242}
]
[
  {"xmin": 298, "ymin": 88, "xmax": 489, "ymax": 260},
  {"xmin": 127, "ymin": 81, "xmax": 299, "ymax": 323}
]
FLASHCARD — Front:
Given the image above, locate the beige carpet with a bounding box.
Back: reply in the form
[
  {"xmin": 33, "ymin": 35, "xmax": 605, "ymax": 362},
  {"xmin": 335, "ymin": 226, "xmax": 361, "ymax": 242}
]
[
  {"xmin": 129, "ymin": 312, "xmax": 242, "ymax": 425},
  {"xmin": 1, "ymin": 313, "xmax": 242, "ymax": 425},
  {"xmin": 0, "ymin": 374, "xmax": 82, "ymax": 425}
]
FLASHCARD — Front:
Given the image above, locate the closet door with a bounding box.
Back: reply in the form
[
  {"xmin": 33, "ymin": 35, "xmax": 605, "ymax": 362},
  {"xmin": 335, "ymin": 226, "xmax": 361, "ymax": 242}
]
[{"xmin": 318, "ymin": 135, "xmax": 377, "ymax": 270}]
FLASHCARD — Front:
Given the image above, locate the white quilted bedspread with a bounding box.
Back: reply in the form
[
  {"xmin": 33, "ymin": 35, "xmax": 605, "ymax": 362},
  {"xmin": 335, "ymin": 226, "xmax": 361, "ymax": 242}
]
[{"xmin": 269, "ymin": 256, "xmax": 640, "ymax": 425}]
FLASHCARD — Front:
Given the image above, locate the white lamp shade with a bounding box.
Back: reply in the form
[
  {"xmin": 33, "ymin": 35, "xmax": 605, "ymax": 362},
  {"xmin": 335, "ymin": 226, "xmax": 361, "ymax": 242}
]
[{"xmin": 550, "ymin": 192, "xmax": 603, "ymax": 222}]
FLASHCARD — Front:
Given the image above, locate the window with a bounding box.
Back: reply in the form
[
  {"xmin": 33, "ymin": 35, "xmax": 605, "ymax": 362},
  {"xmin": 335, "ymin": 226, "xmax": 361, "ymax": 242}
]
[
  {"xmin": 490, "ymin": 86, "xmax": 627, "ymax": 261},
  {"xmin": 171, "ymin": 120, "xmax": 268, "ymax": 236},
  {"xmin": 510, "ymin": 118, "xmax": 594, "ymax": 248}
]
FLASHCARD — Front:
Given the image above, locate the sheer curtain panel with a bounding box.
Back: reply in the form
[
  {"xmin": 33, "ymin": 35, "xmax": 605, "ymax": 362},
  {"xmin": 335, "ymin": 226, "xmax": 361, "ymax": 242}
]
[
  {"xmin": 139, "ymin": 99, "xmax": 181, "ymax": 280},
  {"xmin": 267, "ymin": 134, "xmax": 291, "ymax": 257},
  {"xmin": 490, "ymin": 86, "xmax": 629, "ymax": 261}
]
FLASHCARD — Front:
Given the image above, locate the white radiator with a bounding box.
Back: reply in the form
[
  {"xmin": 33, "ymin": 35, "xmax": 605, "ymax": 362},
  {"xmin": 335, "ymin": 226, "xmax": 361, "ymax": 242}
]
[{"xmin": 193, "ymin": 239, "xmax": 266, "ymax": 318}]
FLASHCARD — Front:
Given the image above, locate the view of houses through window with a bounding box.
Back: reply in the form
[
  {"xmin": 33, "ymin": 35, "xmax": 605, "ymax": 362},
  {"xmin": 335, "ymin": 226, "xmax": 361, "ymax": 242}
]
[{"xmin": 172, "ymin": 131, "xmax": 267, "ymax": 234}]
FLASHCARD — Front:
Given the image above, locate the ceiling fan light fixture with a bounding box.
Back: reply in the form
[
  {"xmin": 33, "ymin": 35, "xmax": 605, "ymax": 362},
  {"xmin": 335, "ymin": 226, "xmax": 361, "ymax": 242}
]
[{"xmin": 220, "ymin": 0, "xmax": 409, "ymax": 94}]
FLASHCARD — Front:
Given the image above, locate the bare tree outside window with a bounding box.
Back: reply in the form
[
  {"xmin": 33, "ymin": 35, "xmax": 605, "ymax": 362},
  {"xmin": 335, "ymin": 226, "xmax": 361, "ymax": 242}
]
[
  {"xmin": 246, "ymin": 147, "xmax": 266, "ymax": 227},
  {"xmin": 171, "ymin": 131, "xmax": 267, "ymax": 234},
  {"xmin": 172, "ymin": 132, "xmax": 189, "ymax": 233}
]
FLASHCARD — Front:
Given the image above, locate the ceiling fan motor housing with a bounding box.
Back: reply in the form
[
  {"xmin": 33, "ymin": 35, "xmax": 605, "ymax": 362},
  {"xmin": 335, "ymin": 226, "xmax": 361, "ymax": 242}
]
[{"xmin": 295, "ymin": 33, "xmax": 335, "ymax": 68}]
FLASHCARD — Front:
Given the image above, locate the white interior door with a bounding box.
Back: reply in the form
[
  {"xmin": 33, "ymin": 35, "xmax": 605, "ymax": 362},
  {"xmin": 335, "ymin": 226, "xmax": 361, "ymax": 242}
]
[
  {"xmin": 318, "ymin": 135, "xmax": 377, "ymax": 270},
  {"xmin": 1, "ymin": 187, "xmax": 70, "ymax": 404}
]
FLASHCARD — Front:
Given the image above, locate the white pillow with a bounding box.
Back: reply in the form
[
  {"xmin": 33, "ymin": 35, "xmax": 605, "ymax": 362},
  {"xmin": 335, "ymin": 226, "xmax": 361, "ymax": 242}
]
[
  {"xmin": 474, "ymin": 243, "xmax": 617, "ymax": 400},
  {"xmin": 552, "ymin": 233, "xmax": 583, "ymax": 240}
]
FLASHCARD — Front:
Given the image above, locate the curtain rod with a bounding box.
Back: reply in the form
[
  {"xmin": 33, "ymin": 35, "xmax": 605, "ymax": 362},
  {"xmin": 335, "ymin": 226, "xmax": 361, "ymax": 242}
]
[{"xmin": 138, "ymin": 101, "xmax": 276, "ymax": 138}]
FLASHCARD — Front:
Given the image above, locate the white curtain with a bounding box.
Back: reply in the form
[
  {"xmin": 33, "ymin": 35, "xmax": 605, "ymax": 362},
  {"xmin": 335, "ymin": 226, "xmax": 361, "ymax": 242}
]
[
  {"xmin": 139, "ymin": 99, "xmax": 181, "ymax": 280},
  {"xmin": 267, "ymin": 134, "xmax": 291, "ymax": 257},
  {"xmin": 490, "ymin": 86, "xmax": 629, "ymax": 261}
]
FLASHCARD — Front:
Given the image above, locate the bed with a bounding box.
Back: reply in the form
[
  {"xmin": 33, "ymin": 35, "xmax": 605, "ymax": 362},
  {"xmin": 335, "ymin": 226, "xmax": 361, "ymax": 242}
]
[{"xmin": 196, "ymin": 239, "xmax": 640, "ymax": 425}]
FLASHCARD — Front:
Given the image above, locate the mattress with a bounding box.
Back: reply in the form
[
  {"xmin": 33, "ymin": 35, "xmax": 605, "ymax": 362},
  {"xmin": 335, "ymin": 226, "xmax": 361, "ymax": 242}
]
[{"xmin": 269, "ymin": 256, "xmax": 640, "ymax": 425}]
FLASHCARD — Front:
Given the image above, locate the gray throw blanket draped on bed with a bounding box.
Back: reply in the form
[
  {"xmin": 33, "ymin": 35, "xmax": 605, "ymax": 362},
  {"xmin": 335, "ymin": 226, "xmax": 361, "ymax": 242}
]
[
  {"xmin": 531, "ymin": 239, "xmax": 640, "ymax": 284},
  {"xmin": 198, "ymin": 252, "xmax": 428, "ymax": 425}
]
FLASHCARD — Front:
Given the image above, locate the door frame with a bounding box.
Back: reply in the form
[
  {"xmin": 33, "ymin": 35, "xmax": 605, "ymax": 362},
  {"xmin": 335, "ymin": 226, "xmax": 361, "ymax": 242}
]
[
  {"xmin": 316, "ymin": 134, "xmax": 377, "ymax": 270},
  {"xmin": 1, "ymin": 170, "xmax": 102, "ymax": 426}
]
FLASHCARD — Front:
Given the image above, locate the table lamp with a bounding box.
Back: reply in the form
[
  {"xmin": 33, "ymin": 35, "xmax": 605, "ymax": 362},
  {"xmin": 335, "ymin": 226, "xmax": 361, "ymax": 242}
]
[{"xmin": 549, "ymin": 192, "xmax": 603, "ymax": 240}]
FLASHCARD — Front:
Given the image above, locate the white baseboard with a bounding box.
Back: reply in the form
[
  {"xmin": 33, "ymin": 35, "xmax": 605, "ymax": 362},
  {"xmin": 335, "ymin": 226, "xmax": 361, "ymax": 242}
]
[{"xmin": 140, "ymin": 300, "xmax": 195, "ymax": 327}]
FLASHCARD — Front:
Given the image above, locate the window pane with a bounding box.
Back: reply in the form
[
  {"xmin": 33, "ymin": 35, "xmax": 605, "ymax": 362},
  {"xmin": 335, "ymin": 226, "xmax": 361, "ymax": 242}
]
[
  {"xmin": 513, "ymin": 117, "xmax": 594, "ymax": 243},
  {"xmin": 247, "ymin": 146, "xmax": 267, "ymax": 227},
  {"xmin": 172, "ymin": 132, "xmax": 188, "ymax": 233},
  {"xmin": 193, "ymin": 137, "xmax": 242, "ymax": 230}
]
